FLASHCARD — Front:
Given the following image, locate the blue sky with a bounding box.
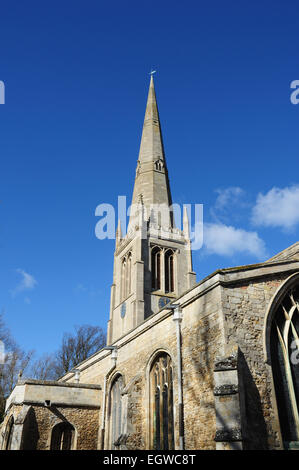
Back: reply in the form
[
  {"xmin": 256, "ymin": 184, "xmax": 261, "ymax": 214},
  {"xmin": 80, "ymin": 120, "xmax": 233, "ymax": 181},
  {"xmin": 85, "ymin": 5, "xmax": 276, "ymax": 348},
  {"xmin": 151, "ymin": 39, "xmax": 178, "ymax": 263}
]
[{"xmin": 0, "ymin": 0, "xmax": 299, "ymax": 357}]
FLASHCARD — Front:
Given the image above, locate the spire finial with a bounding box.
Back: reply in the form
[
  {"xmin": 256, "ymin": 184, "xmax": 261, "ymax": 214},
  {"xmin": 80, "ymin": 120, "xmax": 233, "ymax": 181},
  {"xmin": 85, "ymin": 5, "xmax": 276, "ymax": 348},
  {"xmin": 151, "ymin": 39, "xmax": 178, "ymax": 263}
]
[{"xmin": 149, "ymin": 68, "xmax": 156, "ymax": 78}]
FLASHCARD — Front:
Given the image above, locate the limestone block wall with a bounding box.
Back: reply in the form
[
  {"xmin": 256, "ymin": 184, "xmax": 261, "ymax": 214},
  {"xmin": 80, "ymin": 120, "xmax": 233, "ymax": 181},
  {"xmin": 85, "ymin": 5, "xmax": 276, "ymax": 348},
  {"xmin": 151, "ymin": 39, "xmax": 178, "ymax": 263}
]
[
  {"xmin": 62, "ymin": 277, "xmax": 226, "ymax": 450},
  {"xmin": 60, "ymin": 260, "xmax": 299, "ymax": 451},
  {"xmin": 5, "ymin": 381, "xmax": 101, "ymax": 411},
  {"xmin": 180, "ymin": 287, "xmax": 224, "ymax": 450},
  {"xmin": 33, "ymin": 405, "xmax": 99, "ymax": 450},
  {"xmin": 74, "ymin": 313, "xmax": 181, "ymax": 450},
  {"xmin": 221, "ymin": 271, "xmax": 294, "ymax": 449},
  {"xmin": 0, "ymin": 404, "xmax": 23, "ymax": 449},
  {"xmin": 1, "ymin": 380, "xmax": 102, "ymax": 450},
  {"xmin": 2, "ymin": 404, "xmax": 99, "ymax": 450}
]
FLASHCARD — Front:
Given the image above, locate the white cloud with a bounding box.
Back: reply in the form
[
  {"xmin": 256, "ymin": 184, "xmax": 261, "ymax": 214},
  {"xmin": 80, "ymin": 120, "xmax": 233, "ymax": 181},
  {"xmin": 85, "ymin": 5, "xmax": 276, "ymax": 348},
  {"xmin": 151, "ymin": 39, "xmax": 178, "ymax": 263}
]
[
  {"xmin": 76, "ymin": 283, "xmax": 87, "ymax": 292},
  {"xmin": 252, "ymin": 185, "xmax": 299, "ymax": 231},
  {"xmin": 75, "ymin": 283, "xmax": 102, "ymax": 297},
  {"xmin": 11, "ymin": 269, "xmax": 37, "ymax": 297},
  {"xmin": 214, "ymin": 187, "xmax": 245, "ymax": 211},
  {"xmin": 203, "ymin": 223, "xmax": 267, "ymax": 259},
  {"xmin": 210, "ymin": 187, "xmax": 250, "ymax": 226}
]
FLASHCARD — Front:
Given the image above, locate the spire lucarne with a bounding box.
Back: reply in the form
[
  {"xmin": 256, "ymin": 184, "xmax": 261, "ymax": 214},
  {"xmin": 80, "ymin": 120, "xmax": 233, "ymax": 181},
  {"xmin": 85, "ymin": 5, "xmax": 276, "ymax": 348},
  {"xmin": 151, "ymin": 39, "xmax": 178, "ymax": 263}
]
[{"xmin": 107, "ymin": 76, "xmax": 196, "ymax": 345}]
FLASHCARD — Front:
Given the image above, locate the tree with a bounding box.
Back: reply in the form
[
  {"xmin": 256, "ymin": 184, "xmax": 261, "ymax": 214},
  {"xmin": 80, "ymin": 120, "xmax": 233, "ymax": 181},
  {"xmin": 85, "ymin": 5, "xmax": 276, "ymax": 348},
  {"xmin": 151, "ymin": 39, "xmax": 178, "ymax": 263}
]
[
  {"xmin": 0, "ymin": 320, "xmax": 106, "ymax": 421},
  {"xmin": 0, "ymin": 311, "xmax": 33, "ymax": 422},
  {"xmin": 29, "ymin": 353, "xmax": 59, "ymax": 381},
  {"xmin": 0, "ymin": 310, "xmax": 14, "ymax": 351},
  {"xmin": 55, "ymin": 324, "xmax": 106, "ymax": 377}
]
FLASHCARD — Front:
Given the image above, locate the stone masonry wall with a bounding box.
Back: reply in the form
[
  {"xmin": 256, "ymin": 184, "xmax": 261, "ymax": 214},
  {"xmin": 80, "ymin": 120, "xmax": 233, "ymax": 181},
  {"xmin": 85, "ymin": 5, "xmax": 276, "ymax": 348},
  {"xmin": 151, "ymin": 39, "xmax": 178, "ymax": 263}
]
[
  {"xmin": 0, "ymin": 404, "xmax": 23, "ymax": 449},
  {"xmin": 59, "ymin": 263, "xmax": 299, "ymax": 450},
  {"xmin": 181, "ymin": 289, "xmax": 224, "ymax": 450},
  {"xmin": 30, "ymin": 405, "xmax": 99, "ymax": 450},
  {"xmin": 65, "ymin": 284, "xmax": 225, "ymax": 450},
  {"xmin": 1, "ymin": 404, "xmax": 99, "ymax": 450},
  {"xmin": 222, "ymin": 273, "xmax": 291, "ymax": 449}
]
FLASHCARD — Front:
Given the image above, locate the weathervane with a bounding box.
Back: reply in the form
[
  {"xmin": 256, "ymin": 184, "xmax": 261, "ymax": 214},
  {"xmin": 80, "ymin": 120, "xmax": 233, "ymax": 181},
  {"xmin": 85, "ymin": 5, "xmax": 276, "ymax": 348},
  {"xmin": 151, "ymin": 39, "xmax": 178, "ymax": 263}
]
[{"xmin": 149, "ymin": 68, "xmax": 156, "ymax": 76}]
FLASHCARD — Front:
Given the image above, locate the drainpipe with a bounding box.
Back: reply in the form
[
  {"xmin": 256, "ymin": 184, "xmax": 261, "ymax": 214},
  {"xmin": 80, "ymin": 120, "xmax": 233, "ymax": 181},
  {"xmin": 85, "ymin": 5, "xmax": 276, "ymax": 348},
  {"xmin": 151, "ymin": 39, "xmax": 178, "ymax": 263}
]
[
  {"xmin": 169, "ymin": 304, "xmax": 184, "ymax": 450},
  {"xmin": 100, "ymin": 346, "xmax": 118, "ymax": 449}
]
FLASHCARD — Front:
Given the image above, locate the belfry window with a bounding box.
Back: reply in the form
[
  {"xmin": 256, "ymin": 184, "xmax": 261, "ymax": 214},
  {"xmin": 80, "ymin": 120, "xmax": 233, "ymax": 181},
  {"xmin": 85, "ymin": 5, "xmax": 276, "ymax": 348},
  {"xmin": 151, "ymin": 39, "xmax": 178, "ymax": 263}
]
[
  {"xmin": 151, "ymin": 247, "xmax": 175, "ymax": 293},
  {"xmin": 270, "ymin": 283, "xmax": 299, "ymax": 448},
  {"xmin": 165, "ymin": 249, "xmax": 174, "ymax": 293},
  {"xmin": 50, "ymin": 422, "xmax": 75, "ymax": 450},
  {"xmin": 126, "ymin": 252, "xmax": 132, "ymax": 297},
  {"xmin": 149, "ymin": 353, "xmax": 174, "ymax": 450},
  {"xmin": 121, "ymin": 252, "xmax": 132, "ymax": 301},
  {"xmin": 151, "ymin": 247, "xmax": 161, "ymax": 290},
  {"xmin": 121, "ymin": 258, "xmax": 126, "ymax": 301},
  {"xmin": 108, "ymin": 375, "xmax": 124, "ymax": 449}
]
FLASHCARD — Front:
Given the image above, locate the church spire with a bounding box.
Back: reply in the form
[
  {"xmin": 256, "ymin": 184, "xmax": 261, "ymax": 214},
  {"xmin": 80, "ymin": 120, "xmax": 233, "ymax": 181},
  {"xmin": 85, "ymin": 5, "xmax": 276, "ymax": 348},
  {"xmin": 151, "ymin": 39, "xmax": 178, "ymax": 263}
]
[
  {"xmin": 107, "ymin": 76, "xmax": 196, "ymax": 345},
  {"xmin": 138, "ymin": 75, "xmax": 165, "ymax": 163},
  {"xmin": 129, "ymin": 75, "xmax": 173, "ymax": 229}
]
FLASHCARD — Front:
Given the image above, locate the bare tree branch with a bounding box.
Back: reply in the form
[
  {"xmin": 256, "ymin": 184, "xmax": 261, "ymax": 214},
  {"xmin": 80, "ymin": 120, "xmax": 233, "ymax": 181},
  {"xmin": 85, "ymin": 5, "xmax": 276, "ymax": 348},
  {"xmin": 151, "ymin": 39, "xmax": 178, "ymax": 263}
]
[
  {"xmin": 0, "ymin": 312, "xmax": 34, "ymax": 421},
  {"xmin": 55, "ymin": 325, "xmax": 106, "ymax": 376},
  {"xmin": 0, "ymin": 316, "xmax": 106, "ymax": 422}
]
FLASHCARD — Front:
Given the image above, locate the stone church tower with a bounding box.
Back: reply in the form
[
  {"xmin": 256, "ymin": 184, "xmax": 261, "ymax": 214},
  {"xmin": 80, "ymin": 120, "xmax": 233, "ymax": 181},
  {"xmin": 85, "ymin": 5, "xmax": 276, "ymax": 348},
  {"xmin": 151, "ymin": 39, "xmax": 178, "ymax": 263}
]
[{"xmin": 107, "ymin": 76, "xmax": 196, "ymax": 344}]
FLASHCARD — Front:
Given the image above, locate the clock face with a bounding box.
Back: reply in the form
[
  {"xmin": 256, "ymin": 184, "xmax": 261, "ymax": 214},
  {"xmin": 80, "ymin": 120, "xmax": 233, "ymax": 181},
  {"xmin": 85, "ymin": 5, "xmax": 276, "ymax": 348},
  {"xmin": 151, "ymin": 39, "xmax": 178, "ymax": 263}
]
[
  {"xmin": 158, "ymin": 297, "xmax": 171, "ymax": 310},
  {"xmin": 120, "ymin": 302, "xmax": 126, "ymax": 318}
]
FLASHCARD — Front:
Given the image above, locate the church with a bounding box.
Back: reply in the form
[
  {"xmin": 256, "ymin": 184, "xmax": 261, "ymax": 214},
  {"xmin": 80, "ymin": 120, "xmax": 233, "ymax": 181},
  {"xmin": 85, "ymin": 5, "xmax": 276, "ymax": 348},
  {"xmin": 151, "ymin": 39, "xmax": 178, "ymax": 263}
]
[{"xmin": 1, "ymin": 76, "xmax": 299, "ymax": 451}]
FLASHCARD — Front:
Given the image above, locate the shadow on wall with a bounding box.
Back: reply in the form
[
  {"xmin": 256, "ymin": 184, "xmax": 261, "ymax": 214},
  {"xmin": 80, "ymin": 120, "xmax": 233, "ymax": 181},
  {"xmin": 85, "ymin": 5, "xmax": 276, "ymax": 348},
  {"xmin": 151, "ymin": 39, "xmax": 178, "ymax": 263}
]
[
  {"xmin": 21, "ymin": 407, "xmax": 39, "ymax": 450},
  {"xmin": 184, "ymin": 293, "xmax": 217, "ymax": 449},
  {"xmin": 238, "ymin": 349, "xmax": 268, "ymax": 450}
]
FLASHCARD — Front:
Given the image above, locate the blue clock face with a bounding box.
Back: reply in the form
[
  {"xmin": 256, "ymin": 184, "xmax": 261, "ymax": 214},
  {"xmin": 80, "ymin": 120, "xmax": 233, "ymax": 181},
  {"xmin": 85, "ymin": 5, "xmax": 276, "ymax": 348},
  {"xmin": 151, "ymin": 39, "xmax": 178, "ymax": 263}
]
[
  {"xmin": 121, "ymin": 302, "xmax": 126, "ymax": 318},
  {"xmin": 158, "ymin": 297, "xmax": 170, "ymax": 309}
]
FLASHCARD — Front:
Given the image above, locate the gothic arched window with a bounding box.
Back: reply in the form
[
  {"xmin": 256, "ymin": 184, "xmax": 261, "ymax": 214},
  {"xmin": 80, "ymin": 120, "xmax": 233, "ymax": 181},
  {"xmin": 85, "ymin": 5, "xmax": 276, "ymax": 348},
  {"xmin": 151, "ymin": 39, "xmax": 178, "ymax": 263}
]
[
  {"xmin": 108, "ymin": 375, "xmax": 124, "ymax": 449},
  {"xmin": 3, "ymin": 416, "xmax": 14, "ymax": 450},
  {"xmin": 50, "ymin": 422, "xmax": 75, "ymax": 450},
  {"xmin": 270, "ymin": 283, "xmax": 299, "ymax": 448},
  {"xmin": 121, "ymin": 257, "xmax": 126, "ymax": 301},
  {"xmin": 126, "ymin": 252, "xmax": 132, "ymax": 297},
  {"xmin": 121, "ymin": 252, "xmax": 132, "ymax": 301},
  {"xmin": 151, "ymin": 247, "xmax": 161, "ymax": 291},
  {"xmin": 149, "ymin": 353, "xmax": 174, "ymax": 450},
  {"xmin": 165, "ymin": 249, "xmax": 174, "ymax": 293}
]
